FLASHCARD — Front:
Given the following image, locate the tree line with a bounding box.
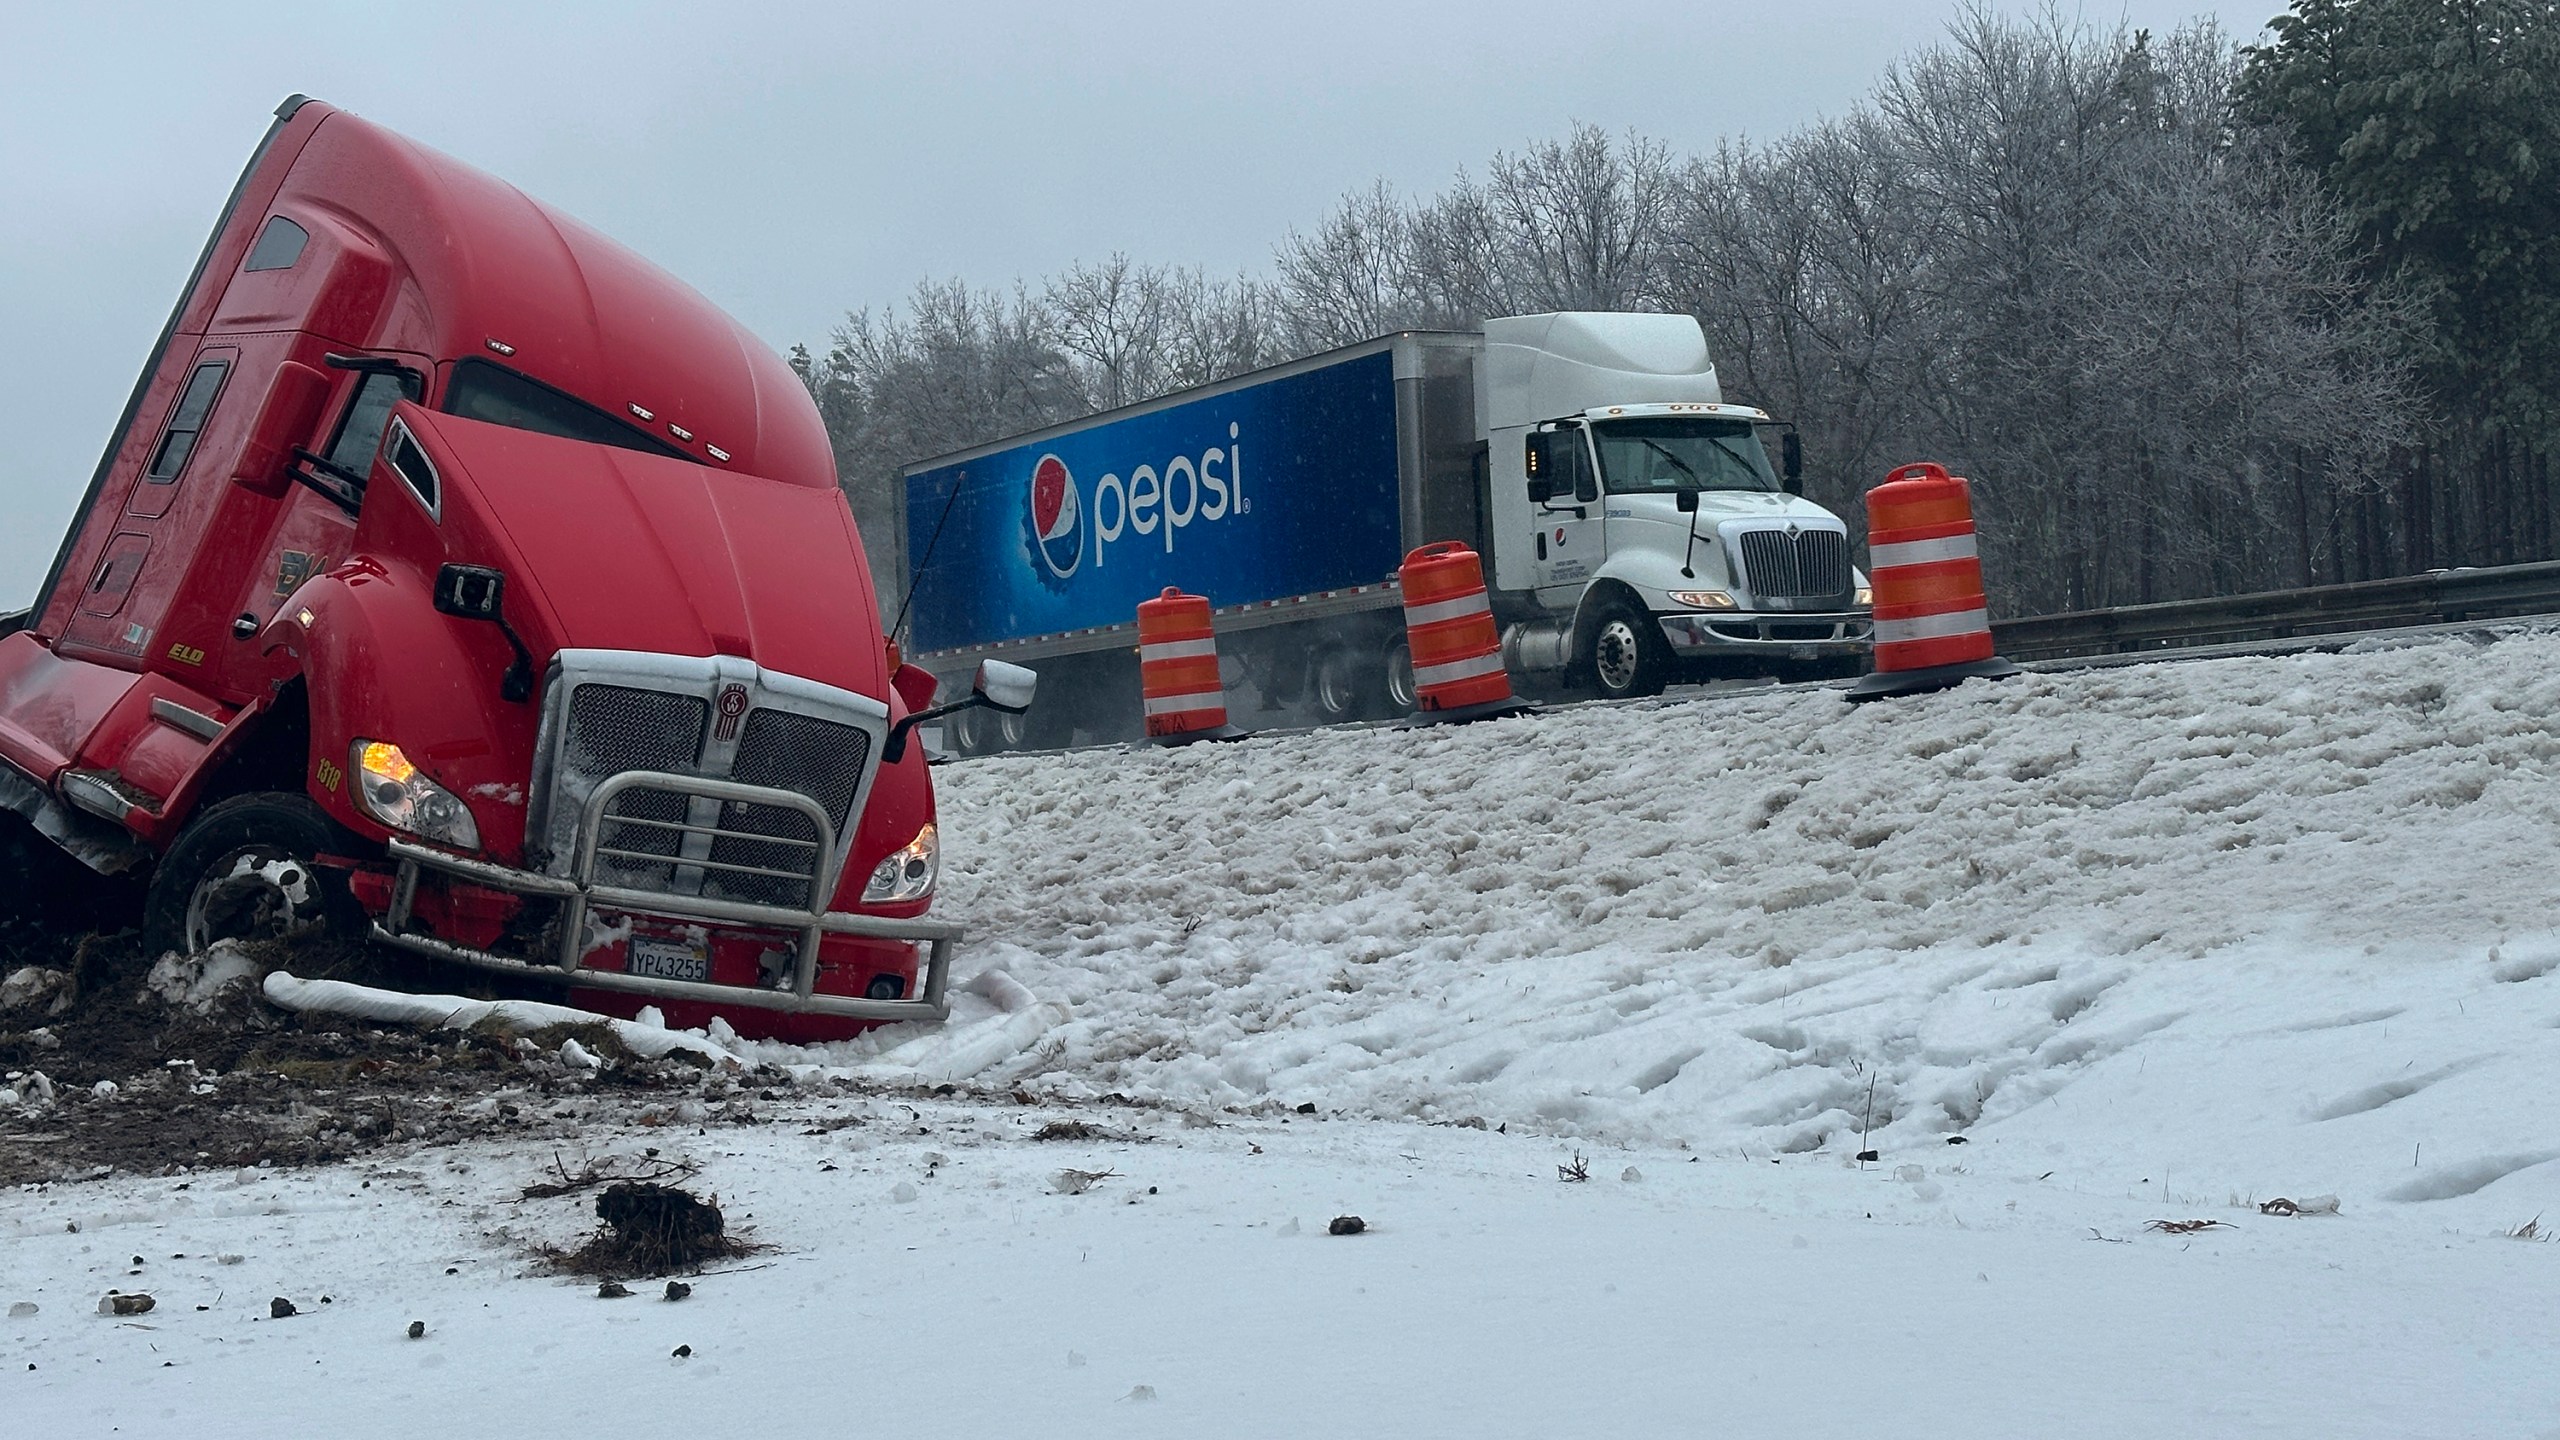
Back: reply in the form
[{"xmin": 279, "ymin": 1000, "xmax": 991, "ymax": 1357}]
[{"xmin": 796, "ymin": 1, "xmax": 2559, "ymax": 619}]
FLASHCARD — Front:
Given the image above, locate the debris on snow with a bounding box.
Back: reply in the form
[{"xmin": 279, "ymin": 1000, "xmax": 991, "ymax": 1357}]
[
  {"xmin": 548, "ymin": 1181, "xmax": 746, "ymax": 1277},
  {"xmin": 1328, "ymin": 1215, "xmax": 1366, "ymax": 1235},
  {"xmin": 96, "ymin": 1292, "xmax": 154, "ymax": 1316}
]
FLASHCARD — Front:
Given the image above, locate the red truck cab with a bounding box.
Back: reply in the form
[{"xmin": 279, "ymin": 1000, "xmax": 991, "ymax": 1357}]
[{"xmin": 0, "ymin": 97, "xmax": 1017, "ymax": 1040}]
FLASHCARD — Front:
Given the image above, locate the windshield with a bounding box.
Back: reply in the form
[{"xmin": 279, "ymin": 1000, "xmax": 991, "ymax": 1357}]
[
  {"xmin": 444, "ymin": 358, "xmax": 692, "ymax": 463},
  {"xmin": 1591, "ymin": 418, "xmax": 1779, "ymax": 495}
]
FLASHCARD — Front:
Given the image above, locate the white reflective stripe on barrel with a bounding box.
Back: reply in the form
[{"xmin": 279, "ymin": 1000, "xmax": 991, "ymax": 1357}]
[
  {"xmin": 1143, "ymin": 690, "xmax": 1226, "ymax": 717},
  {"xmin": 1413, "ymin": 651, "xmax": 1506, "ymax": 687},
  {"xmin": 1402, "ymin": 593, "xmax": 1493, "ymax": 627},
  {"xmin": 1872, "ymin": 607, "xmax": 1992, "ymax": 644},
  {"xmin": 1868, "ymin": 533, "xmax": 1979, "ymax": 569},
  {"xmin": 1139, "ymin": 637, "xmax": 1219, "ymax": 661}
]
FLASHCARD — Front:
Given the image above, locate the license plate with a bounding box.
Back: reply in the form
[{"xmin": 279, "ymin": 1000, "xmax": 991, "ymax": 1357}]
[{"xmin": 628, "ymin": 935, "xmax": 710, "ymax": 984}]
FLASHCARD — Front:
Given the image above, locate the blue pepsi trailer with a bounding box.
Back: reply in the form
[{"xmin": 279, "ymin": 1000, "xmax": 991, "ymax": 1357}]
[
  {"xmin": 898, "ymin": 331, "xmax": 1493, "ymax": 748},
  {"xmin": 897, "ymin": 314, "xmax": 1868, "ymax": 750}
]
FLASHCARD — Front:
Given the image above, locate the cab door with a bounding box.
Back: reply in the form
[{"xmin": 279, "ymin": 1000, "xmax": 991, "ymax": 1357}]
[{"xmin": 1525, "ymin": 423, "xmax": 1605, "ymax": 609}]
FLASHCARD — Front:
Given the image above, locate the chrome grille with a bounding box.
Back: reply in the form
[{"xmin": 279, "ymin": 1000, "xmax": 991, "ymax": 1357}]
[
  {"xmin": 538, "ymin": 659, "xmax": 883, "ymax": 910},
  {"xmin": 568, "ymin": 685, "xmax": 708, "ymax": 779},
  {"xmin": 702, "ymin": 798, "xmax": 828, "ymax": 908},
  {"xmin": 730, "ymin": 710, "xmax": 868, "ymax": 833},
  {"xmin": 592, "ymin": 786, "xmax": 691, "ymax": 893},
  {"xmin": 1737, "ymin": 529, "xmax": 1851, "ymax": 600}
]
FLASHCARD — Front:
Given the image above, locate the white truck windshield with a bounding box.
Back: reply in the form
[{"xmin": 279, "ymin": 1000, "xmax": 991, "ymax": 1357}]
[{"xmin": 1592, "ymin": 418, "xmax": 1779, "ymax": 495}]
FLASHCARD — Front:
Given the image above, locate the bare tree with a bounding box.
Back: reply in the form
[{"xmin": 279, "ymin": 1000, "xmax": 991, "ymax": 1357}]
[{"xmin": 803, "ymin": 8, "xmax": 2427, "ymax": 615}]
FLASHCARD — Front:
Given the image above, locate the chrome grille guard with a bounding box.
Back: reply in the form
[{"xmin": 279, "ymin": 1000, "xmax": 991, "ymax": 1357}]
[{"xmin": 371, "ymin": 768, "xmax": 959, "ymax": 1023}]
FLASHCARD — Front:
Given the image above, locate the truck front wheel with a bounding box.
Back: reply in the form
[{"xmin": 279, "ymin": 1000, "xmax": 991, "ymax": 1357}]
[
  {"xmin": 1584, "ymin": 599, "xmax": 1673, "ymax": 701},
  {"xmin": 142, "ymin": 792, "xmax": 361, "ymax": 957}
]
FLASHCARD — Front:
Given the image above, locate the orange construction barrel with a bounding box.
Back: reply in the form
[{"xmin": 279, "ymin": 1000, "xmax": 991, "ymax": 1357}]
[
  {"xmin": 1137, "ymin": 588, "xmax": 1243, "ymax": 743},
  {"xmin": 1399, "ymin": 543, "xmax": 1532, "ymax": 723},
  {"xmin": 1845, "ymin": 462, "xmax": 2019, "ymax": 701}
]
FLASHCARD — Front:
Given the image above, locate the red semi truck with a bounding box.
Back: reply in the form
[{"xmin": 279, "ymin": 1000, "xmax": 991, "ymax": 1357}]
[{"xmin": 0, "ymin": 97, "xmax": 1027, "ymax": 1040}]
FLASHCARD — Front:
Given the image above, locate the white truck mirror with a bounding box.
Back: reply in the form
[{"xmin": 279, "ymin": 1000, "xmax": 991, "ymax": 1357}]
[{"xmin": 973, "ymin": 660, "xmax": 1037, "ymax": 714}]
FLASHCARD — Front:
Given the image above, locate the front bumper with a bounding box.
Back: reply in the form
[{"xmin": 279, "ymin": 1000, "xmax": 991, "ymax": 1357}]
[
  {"xmin": 1658, "ymin": 611, "xmax": 1872, "ymax": 656},
  {"xmin": 371, "ymin": 769, "xmax": 961, "ymax": 1023}
]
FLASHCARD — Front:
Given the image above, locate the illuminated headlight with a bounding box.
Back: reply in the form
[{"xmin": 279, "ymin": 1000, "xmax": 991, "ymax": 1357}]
[
  {"xmin": 864, "ymin": 822, "xmax": 939, "ymax": 903},
  {"xmin": 1855, "ymin": 586, "xmax": 1874, "ymax": 607},
  {"xmin": 1666, "ymin": 590, "xmax": 1737, "ymax": 610},
  {"xmin": 352, "ymin": 740, "xmax": 481, "ymax": 849}
]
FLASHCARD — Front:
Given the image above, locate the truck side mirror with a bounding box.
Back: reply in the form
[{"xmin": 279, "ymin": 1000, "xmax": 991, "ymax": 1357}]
[
  {"xmin": 884, "ymin": 659, "xmax": 1039, "ymax": 763},
  {"xmin": 1780, "ymin": 432, "xmax": 1804, "ymax": 495},
  {"xmin": 230, "ymin": 362, "xmax": 332, "ymax": 497},
  {"xmin": 1676, "ymin": 489, "xmax": 1700, "ymax": 514},
  {"xmin": 433, "ymin": 564, "xmax": 505, "ymax": 619},
  {"xmin": 433, "ymin": 563, "xmax": 534, "ymax": 702},
  {"xmin": 973, "ymin": 659, "xmax": 1036, "ymax": 714},
  {"xmin": 1524, "ymin": 433, "xmax": 1562, "ymax": 504}
]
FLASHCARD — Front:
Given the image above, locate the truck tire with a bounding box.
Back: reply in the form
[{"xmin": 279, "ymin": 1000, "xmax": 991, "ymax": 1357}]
[
  {"xmin": 141, "ymin": 792, "xmax": 362, "ymax": 958},
  {"xmin": 1583, "ymin": 598, "xmax": 1673, "ymax": 701},
  {"xmin": 1313, "ymin": 648, "xmax": 1365, "ymax": 723},
  {"xmin": 1379, "ymin": 638, "xmax": 1417, "ymax": 715},
  {"xmin": 949, "ymin": 703, "xmax": 1031, "ymax": 756}
]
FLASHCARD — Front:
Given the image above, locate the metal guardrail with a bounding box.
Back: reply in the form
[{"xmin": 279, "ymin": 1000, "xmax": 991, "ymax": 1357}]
[{"xmin": 1990, "ymin": 561, "xmax": 2560, "ymax": 661}]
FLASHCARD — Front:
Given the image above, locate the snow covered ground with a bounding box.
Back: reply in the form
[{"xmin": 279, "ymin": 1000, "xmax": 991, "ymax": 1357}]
[
  {"xmin": 10, "ymin": 625, "xmax": 2560, "ymax": 1435},
  {"xmin": 902, "ymin": 623, "xmax": 2560, "ymax": 1226}
]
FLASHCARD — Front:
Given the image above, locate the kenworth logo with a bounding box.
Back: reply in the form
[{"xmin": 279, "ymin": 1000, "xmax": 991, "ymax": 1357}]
[{"xmin": 1022, "ymin": 425, "xmax": 1249, "ymax": 586}]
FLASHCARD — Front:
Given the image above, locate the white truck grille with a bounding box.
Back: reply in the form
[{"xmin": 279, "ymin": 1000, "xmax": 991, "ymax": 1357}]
[{"xmin": 1734, "ymin": 527, "xmax": 1852, "ymax": 602}]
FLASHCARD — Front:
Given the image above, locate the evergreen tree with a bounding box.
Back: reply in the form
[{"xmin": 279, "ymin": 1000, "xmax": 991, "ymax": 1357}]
[{"xmin": 2241, "ymin": 0, "xmax": 2560, "ymax": 430}]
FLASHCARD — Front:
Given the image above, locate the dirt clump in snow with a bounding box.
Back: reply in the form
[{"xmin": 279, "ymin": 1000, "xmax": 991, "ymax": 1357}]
[{"xmin": 548, "ymin": 1181, "xmax": 751, "ymax": 1277}]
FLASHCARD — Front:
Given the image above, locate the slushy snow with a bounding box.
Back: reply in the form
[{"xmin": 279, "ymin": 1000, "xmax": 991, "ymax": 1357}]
[{"xmin": 849, "ymin": 625, "xmax": 2560, "ymax": 1225}]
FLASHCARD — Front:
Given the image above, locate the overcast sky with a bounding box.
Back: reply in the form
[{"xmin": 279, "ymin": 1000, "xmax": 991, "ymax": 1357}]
[{"xmin": 0, "ymin": 0, "xmax": 2284, "ymax": 602}]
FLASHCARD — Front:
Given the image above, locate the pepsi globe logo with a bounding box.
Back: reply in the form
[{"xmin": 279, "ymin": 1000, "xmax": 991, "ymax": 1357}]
[{"xmin": 1030, "ymin": 453, "xmax": 1081, "ymax": 580}]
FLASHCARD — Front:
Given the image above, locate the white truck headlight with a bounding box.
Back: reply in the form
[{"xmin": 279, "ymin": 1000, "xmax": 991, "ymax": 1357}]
[
  {"xmin": 353, "ymin": 740, "xmax": 481, "ymax": 849},
  {"xmin": 1667, "ymin": 590, "xmax": 1736, "ymax": 610},
  {"xmin": 1855, "ymin": 586, "xmax": 1874, "ymax": 607},
  {"xmin": 864, "ymin": 822, "xmax": 938, "ymax": 903}
]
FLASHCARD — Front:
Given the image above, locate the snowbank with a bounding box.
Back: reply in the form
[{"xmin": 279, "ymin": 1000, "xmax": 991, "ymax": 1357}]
[{"xmin": 911, "ymin": 626, "xmax": 2560, "ymax": 1220}]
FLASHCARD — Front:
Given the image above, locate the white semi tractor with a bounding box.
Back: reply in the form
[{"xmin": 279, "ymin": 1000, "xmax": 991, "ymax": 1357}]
[{"xmin": 898, "ymin": 311, "xmax": 1872, "ymax": 750}]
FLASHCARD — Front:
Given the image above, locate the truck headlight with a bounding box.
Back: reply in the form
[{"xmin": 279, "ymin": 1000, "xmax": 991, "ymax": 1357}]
[
  {"xmin": 864, "ymin": 822, "xmax": 938, "ymax": 903},
  {"xmin": 1855, "ymin": 586, "xmax": 1874, "ymax": 607},
  {"xmin": 1667, "ymin": 590, "xmax": 1736, "ymax": 610},
  {"xmin": 352, "ymin": 740, "xmax": 481, "ymax": 850}
]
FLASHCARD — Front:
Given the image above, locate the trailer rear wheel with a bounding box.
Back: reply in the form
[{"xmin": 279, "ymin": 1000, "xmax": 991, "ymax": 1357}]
[
  {"xmin": 142, "ymin": 792, "xmax": 360, "ymax": 957},
  {"xmin": 949, "ymin": 702, "xmax": 1032, "ymax": 756},
  {"xmin": 1313, "ymin": 649, "xmax": 1364, "ymax": 722},
  {"xmin": 1381, "ymin": 639, "xmax": 1417, "ymax": 715}
]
